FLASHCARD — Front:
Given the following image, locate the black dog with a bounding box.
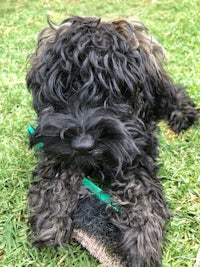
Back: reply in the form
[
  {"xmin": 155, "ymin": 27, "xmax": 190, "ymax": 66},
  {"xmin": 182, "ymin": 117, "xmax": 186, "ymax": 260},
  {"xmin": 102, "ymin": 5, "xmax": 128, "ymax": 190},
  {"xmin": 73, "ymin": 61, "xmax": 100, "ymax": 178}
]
[{"xmin": 26, "ymin": 16, "xmax": 199, "ymax": 267}]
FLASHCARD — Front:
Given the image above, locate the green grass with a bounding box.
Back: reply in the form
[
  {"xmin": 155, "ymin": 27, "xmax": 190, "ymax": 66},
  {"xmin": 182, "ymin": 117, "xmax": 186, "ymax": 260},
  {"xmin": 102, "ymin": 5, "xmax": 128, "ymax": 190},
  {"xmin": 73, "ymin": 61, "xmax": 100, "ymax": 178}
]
[{"xmin": 0, "ymin": 0, "xmax": 199, "ymax": 266}]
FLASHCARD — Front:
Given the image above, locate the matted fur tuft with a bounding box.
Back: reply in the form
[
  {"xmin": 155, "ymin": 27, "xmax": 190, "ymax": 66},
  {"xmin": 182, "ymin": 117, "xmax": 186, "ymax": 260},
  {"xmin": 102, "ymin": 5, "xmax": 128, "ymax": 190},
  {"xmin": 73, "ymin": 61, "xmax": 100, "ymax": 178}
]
[{"xmin": 26, "ymin": 16, "xmax": 199, "ymax": 267}]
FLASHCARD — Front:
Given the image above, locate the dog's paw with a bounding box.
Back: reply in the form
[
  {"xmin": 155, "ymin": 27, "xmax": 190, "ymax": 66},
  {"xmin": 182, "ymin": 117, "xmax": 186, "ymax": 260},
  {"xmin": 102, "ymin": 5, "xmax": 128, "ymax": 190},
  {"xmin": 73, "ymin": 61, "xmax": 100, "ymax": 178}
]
[{"xmin": 168, "ymin": 108, "xmax": 199, "ymax": 133}]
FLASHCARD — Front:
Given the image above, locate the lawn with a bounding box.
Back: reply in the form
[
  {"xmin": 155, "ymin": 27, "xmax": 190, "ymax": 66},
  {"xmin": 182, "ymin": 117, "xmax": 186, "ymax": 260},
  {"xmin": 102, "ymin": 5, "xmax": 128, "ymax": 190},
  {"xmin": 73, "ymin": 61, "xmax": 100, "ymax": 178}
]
[{"xmin": 0, "ymin": 0, "xmax": 199, "ymax": 266}]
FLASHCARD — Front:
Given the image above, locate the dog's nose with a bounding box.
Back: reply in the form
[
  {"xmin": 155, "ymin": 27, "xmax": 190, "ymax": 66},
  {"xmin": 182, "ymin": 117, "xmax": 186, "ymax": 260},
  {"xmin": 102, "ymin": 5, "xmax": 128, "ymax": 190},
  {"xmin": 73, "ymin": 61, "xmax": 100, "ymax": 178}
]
[{"xmin": 71, "ymin": 135, "xmax": 95, "ymax": 152}]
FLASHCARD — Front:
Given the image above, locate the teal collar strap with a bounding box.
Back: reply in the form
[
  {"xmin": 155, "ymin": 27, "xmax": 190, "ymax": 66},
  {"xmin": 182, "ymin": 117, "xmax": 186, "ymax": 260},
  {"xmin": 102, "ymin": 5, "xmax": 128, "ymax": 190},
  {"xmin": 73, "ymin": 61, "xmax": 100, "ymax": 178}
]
[{"xmin": 82, "ymin": 177, "xmax": 119, "ymax": 211}]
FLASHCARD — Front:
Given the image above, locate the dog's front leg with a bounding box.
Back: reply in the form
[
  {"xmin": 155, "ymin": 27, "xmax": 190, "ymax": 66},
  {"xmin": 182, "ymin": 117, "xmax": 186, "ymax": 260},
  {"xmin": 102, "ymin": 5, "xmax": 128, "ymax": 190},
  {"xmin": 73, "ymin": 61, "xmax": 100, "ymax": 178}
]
[
  {"xmin": 28, "ymin": 158, "xmax": 82, "ymax": 247},
  {"xmin": 110, "ymin": 169, "xmax": 170, "ymax": 267}
]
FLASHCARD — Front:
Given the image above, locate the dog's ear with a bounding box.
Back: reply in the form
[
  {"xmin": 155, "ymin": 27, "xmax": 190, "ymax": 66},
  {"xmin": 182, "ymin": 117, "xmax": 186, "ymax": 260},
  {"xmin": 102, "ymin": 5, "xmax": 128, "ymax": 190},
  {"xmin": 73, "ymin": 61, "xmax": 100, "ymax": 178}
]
[
  {"xmin": 112, "ymin": 19, "xmax": 166, "ymax": 76},
  {"xmin": 26, "ymin": 22, "xmax": 57, "ymax": 113},
  {"xmin": 26, "ymin": 18, "xmax": 73, "ymax": 114},
  {"xmin": 111, "ymin": 20, "xmax": 178, "ymax": 119}
]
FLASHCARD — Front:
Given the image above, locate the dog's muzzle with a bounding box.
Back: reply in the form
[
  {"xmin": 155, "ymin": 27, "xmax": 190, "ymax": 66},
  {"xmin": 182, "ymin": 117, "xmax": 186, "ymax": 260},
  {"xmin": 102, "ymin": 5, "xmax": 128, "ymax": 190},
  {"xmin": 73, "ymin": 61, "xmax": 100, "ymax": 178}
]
[{"xmin": 71, "ymin": 134, "xmax": 95, "ymax": 153}]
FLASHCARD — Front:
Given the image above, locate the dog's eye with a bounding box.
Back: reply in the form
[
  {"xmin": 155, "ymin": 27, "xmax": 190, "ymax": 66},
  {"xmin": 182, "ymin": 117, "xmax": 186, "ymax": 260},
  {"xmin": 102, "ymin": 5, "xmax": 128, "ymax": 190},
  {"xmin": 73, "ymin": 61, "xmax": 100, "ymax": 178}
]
[
  {"xmin": 100, "ymin": 128, "xmax": 117, "ymax": 139},
  {"xmin": 67, "ymin": 128, "xmax": 78, "ymax": 137},
  {"xmin": 60, "ymin": 128, "xmax": 77, "ymax": 140}
]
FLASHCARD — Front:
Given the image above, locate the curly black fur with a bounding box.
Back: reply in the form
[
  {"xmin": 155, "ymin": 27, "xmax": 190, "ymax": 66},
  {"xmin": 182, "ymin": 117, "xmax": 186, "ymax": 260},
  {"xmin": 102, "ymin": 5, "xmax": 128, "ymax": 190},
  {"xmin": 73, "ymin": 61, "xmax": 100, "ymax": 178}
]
[{"xmin": 26, "ymin": 16, "xmax": 199, "ymax": 267}]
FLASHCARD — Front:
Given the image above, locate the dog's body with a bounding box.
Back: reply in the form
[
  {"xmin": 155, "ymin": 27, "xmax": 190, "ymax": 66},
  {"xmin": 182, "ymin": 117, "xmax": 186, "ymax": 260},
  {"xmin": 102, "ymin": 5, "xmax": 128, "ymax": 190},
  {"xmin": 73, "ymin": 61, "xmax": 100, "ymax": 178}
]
[{"xmin": 27, "ymin": 16, "xmax": 198, "ymax": 267}]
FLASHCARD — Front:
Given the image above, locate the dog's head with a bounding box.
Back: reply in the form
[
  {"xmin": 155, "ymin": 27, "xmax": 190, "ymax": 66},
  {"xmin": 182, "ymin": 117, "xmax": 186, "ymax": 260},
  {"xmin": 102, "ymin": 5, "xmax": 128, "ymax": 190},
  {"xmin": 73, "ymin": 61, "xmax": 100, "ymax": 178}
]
[
  {"xmin": 27, "ymin": 16, "xmax": 161, "ymax": 174},
  {"xmin": 30, "ymin": 106, "xmax": 156, "ymax": 175}
]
